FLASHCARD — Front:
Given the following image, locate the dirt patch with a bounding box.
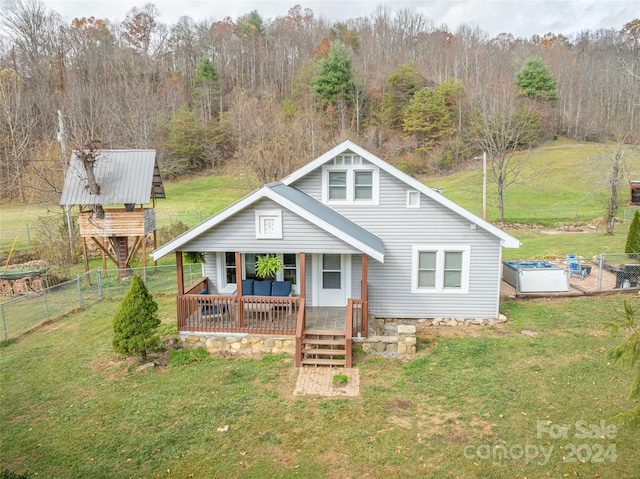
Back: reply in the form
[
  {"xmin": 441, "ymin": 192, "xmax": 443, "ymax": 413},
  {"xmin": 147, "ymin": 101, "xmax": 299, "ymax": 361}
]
[
  {"xmin": 385, "ymin": 398, "xmax": 413, "ymax": 411},
  {"xmin": 89, "ymin": 348, "xmax": 172, "ymax": 379}
]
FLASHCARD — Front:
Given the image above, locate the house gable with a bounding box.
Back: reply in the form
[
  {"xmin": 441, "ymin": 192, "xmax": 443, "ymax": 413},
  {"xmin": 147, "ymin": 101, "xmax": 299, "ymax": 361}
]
[
  {"xmin": 282, "ymin": 140, "xmax": 519, "ymax": 248},
  {"xmin": 152, "ymin": 182, "xmax": 384, "ymax": 262}
]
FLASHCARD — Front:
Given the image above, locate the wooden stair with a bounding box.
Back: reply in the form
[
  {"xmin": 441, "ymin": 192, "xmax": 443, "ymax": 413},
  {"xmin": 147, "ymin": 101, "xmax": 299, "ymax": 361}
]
[{"xmin": 299, "ymin": 329, "xmax": 349, "ymax": 367}]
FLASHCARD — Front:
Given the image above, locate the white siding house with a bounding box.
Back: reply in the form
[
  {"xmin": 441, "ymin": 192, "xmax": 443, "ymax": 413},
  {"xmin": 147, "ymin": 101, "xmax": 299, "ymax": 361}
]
[{"xmin": 153, "ymin": 141, "xmax": 519, "ymax": 345}]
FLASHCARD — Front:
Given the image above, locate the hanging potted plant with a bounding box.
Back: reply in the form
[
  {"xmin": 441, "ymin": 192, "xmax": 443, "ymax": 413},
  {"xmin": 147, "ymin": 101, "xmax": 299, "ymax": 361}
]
[{"xmin": 255, "ymin": 254, "xmax": 283, "ymax": 280}]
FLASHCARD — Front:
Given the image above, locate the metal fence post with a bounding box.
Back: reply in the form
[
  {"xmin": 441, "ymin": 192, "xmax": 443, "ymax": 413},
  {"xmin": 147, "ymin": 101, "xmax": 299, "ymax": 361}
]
[
  {"xmin": 597, "ymin": 254, "xmax": 604, "ymax": 291},
  {"xmin": 44, "ymin": 287, "xmax": 49, "ymax": 319},
  {"xmin": 1, "ymin": 303, "xmax": 7, "ymax": 342},
  {"xmin": 97, "ymin": 268, "xmax": 103, "ymax": 300},
  {"xmin": 26, "ymin": 224, "xmax": 30, "ymax": 242},
  {"xmin": 77, "ymin": 275, "xmax": 84, "ymax": 308}
]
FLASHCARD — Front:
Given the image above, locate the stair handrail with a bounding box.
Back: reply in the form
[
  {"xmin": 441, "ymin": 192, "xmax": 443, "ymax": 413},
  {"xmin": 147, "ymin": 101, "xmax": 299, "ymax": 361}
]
[
  {"xmin": 345, "ymin": 298, "xmax": 354, "ymax": 368},
  {"xmin": 294, "ymin": 297, "xmax": 306, "ymax": 367}
]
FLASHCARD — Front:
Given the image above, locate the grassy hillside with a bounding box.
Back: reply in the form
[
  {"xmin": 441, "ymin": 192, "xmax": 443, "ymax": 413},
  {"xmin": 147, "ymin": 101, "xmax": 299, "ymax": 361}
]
[
  {"xmin": 1, "ymin": 139, "xmax": 639, "ymax": 256},
  {"xmin": 426, "ymin": 139, "xmax": 640, "ymax": 224}
]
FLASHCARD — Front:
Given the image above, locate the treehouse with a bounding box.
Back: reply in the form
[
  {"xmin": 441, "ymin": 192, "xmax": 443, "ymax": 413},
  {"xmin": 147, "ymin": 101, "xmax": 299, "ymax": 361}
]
[
  {"xmin": 60, "ymin": 149, "xmax": 165, "ymax": 279},
  {"xmin": 631, "ymin": 181, "xmax": 640, "ymax": 206}
]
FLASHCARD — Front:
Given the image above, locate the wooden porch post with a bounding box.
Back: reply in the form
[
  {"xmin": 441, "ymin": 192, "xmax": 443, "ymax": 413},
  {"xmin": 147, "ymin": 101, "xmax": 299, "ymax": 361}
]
[
  {"xmin": 362, "ymin": 254, "xmax": 368, "ymax": 337},
  {"xmin": 236, "ymin": 252, "xmax": 244, "ymax": 328},
  {"xmin": 176, "ymin": 251, "xmax": 184, "ymax": 328},
  {"xmin": 176, "ymin": 251, "xmax": 184, "ymax": 296},
  {"xmin": 299, "ymin": 253, "xmax": 306, "ymax": 301},
  {"xmin": 80, "ymin": 237, "xmax": 91, "ymax": 286}
]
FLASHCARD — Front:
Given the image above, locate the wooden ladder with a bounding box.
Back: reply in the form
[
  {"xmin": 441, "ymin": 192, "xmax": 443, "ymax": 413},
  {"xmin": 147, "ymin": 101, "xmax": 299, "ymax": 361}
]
[{"xmin": 299, "ymin": 329, "xmax": 350, "ymax": 367}]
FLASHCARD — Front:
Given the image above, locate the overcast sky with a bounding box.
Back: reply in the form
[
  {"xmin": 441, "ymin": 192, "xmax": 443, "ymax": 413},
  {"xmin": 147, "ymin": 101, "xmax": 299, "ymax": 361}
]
[{"xmin": 36, "ymin": 0, "xmax": 638, "ymax": 39}]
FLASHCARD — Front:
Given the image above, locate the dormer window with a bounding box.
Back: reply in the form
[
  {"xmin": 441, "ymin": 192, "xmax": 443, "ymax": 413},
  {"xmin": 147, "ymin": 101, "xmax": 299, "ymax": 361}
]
[{"xmin": 323, "ymin": 155, "xmax": 378, "ymax": 205}]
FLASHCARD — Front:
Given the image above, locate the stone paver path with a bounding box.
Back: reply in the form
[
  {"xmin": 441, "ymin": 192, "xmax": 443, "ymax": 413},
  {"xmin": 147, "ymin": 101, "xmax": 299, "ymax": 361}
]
[{"xmin": 293, "ymin": 367, "xmax": 360, "ymax": 397}]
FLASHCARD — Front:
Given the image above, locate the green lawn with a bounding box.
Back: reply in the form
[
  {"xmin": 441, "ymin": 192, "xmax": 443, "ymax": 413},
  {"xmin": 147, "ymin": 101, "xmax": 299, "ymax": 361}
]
[
  {"xmin": 1, "ymin": 294, "xmax": 639, "ymax": 478},
  {"xmin": 427, "ymin": 140, "xmax": 640, "ymax": 224},
  {"xmin": 2, "ymin": 139, "xmax": 640, "ymax": 477}
]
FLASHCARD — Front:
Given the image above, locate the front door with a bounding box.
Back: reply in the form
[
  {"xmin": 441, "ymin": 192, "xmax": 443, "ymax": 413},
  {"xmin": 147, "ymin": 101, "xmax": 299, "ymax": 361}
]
[{"xmin": 315, "ymin": 254, "xmax": 349, "ymax": 307}]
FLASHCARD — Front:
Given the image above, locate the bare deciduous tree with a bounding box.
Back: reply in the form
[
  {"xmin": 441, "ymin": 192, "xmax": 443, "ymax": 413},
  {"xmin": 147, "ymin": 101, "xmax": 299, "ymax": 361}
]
[{"xmin": 467, "ymin": 84, "xmax": 540, "ymax": 220}]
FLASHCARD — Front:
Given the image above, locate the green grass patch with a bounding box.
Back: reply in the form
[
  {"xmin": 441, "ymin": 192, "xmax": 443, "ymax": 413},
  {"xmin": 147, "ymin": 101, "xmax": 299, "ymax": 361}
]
[
  {"xmin": 1, "ymin": 294, "xmax": 639, "ymax": 477},
  {"xmin": 427, "ymin": 140, "xmax": 640, "ymax": 224}
]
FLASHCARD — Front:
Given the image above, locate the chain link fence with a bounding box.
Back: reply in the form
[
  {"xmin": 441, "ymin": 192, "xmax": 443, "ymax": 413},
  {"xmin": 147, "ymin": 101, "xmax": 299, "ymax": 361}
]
[
  {"xmin": 0, "ymin": 263, "xmax": 201, "ymax": 342},
  {"xmin": 598, "ymin": 253, "xmax": 640, "ymax": 290}
]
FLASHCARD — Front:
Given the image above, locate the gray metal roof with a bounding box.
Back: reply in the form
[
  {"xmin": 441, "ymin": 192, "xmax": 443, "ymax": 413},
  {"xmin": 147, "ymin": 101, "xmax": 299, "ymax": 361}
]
[
  {"xmin": 60, "ymin": 149, "xmax": 165, "ymax": 205},
  {"xmin": 266, "ymin": 182, "xmax": 385, "ymax": 257}
]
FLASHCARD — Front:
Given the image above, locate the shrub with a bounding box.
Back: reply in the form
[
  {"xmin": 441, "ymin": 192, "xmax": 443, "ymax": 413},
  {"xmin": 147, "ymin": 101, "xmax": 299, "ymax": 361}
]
[
  {"xmin": 625, "ymin": 210, "xmax": 640, "ymax": 259},
  {"xmin": 112, "ymin": 275, "xmax": 160, "ymax": 360},
  {"xmin": 332, "ymin": 373, "xmax": 348, "ymax": 387}
]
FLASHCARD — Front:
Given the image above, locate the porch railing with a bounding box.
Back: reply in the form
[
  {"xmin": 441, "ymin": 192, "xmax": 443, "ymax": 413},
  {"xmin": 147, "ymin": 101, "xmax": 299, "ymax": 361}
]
[
  {"xmin": 178, "ymin": 292, "xmax": 302, "ymax": 335},
  {"xmin": 294, "ymin": 297, "xmax": 307, "ymax": 367},
  {"xmin": 345, "ymin": 298, "xmax": 353, "ymax": 368},
  {"xmin": 348, "ymin": 298, "xmax": 368, "ymax": 337}
]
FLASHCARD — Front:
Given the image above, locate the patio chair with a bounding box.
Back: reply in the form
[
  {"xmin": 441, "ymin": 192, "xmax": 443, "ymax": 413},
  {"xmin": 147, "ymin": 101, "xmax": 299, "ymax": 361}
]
[{"xmin": 566, "ymin": 255, "xmax": 587, "ymax": 279}]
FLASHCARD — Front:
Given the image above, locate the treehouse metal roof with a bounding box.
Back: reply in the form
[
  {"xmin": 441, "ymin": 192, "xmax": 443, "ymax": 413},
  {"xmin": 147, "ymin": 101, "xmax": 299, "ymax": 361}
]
[{"xmin": 60, "ymin": 149, "xmax": 165, "ymax": 206}]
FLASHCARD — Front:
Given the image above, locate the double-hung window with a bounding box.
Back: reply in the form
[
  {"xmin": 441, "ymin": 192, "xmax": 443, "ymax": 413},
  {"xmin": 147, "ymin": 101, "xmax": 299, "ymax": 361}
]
[
  {"xmin": 328, "ymin": 171, "xmax": 347, "ymax": 201},
  {"xmin": 323, "ymin": 154, "xmax": 378, "ymax": 204},
  {"xmin": 412, "ymin": 245, "xmax": 470, "ymax": 293}
]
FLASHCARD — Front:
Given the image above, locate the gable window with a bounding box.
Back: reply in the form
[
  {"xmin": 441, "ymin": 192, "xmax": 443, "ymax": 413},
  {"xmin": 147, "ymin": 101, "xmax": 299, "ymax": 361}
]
[
  {"xmin": 328, "ymin": 171, "xmax": 347, "ymax": 200},
  {"xmin": 354, "ymin": 171, "xmax": 373, "ymax": 200},
  {"xmin": 255, "ymin": 210, "xmax": 282, "ymax": 239},
  {"xmin": 322, "ymin": 158, "xmax": 379, "ymax": 205},
  {"xmin": 407, "ymin": 190, "xmax": 420, "ymax": 208},
  {"xmin": 412, "ymin": 245, "xmax": 470, "ymax": 294}
]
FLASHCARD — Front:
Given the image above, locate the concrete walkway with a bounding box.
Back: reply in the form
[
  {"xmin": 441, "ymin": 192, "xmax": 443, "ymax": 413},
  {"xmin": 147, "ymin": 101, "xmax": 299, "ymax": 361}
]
[{"xmin": 293, "ymin": 367, "xmax": 360, "ymax": 397}]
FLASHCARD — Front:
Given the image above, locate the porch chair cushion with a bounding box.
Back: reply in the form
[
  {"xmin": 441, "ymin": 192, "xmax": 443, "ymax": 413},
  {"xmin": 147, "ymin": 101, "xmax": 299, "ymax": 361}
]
[
  {"xmin": 241, "ymin": 279, "xmax": 254, "ymax": 295},
  {"xmin": 272, "ymin": 280, "xmax": 292, "ymax": 297},
  {"xmin": 253, "ymin": 280, "xmax": 273, "ymax": 296},
  {"xmin": 197, "ymin": 289, "xmax": 226, "ymax": 316}
]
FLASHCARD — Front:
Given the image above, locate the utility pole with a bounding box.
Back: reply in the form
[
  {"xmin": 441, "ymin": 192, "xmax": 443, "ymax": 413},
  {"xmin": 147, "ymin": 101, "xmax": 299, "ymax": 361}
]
[
  {"xmin": 474, "ymin": 152, "xmax": 488, "ymax": 220},
  {"xmin": 58, "ymin": 110, "xmax": 76, "ymax": 263},
  {"xmin": 482, "ymin": 151, "xmax": 487, "ymax": 220}
]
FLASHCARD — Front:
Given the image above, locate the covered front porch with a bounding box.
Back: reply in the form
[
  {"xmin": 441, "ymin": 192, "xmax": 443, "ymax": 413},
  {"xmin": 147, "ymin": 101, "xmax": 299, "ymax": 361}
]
[{"xmin": 174, "ymin": 252, "xmax": 370, "ymax": 339}]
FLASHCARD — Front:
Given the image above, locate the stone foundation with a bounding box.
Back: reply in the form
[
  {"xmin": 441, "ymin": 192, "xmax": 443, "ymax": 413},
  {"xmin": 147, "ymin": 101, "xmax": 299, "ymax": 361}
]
[
  {"xmin": 416, "ymin": 314, "xmax": 508, "ymax": 331},
  {"xmin": 181, "ymin": 333, "xmax": 296, "ymax": 356},
  {"xmin": 179, "ymin": 314, "xmax": 506, "ymax": 360},
  {"xmin": 353, "ymin": 324, "xmax": 417, "ymax": 357}
]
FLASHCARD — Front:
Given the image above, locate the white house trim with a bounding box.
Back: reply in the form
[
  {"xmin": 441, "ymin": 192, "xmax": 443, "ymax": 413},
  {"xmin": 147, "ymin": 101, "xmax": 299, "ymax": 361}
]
[
  {"xmin": 152, "ymin": 184, "xmax": 385, "ymax": 262},
  {"xmin": 411, "ymin": 244, "xmax": 471, "ymax": 294},
  {"xmin": 281, "ymin": 140, "xmax": 520, "ymax": 248}
]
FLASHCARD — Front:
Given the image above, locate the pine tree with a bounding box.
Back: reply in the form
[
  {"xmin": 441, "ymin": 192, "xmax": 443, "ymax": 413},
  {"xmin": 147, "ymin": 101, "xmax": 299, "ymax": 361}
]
[
  {"xmin": 625, "ymin": 210, "xmax": 640, "ymax": 257},
  {"xmin": 112, "ymin": 275, "xmax": 160, "ymax": 360},
  {"xmin": 311, "ymin": 40, "xmax": 356, "ymax": 108},
  {"xmin": 516, "ymin": 56, "xmax": 557, "ymax": 100},
  {"xmin": 402, "ymin": 87, "xmax": 455, "ymax": 150}
]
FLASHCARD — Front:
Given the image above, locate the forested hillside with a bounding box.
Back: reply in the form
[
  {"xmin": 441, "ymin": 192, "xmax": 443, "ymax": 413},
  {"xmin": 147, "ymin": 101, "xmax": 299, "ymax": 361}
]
[{"xmin": 1, "ymin": 1, "xmax": 638, "ymax": 204}]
